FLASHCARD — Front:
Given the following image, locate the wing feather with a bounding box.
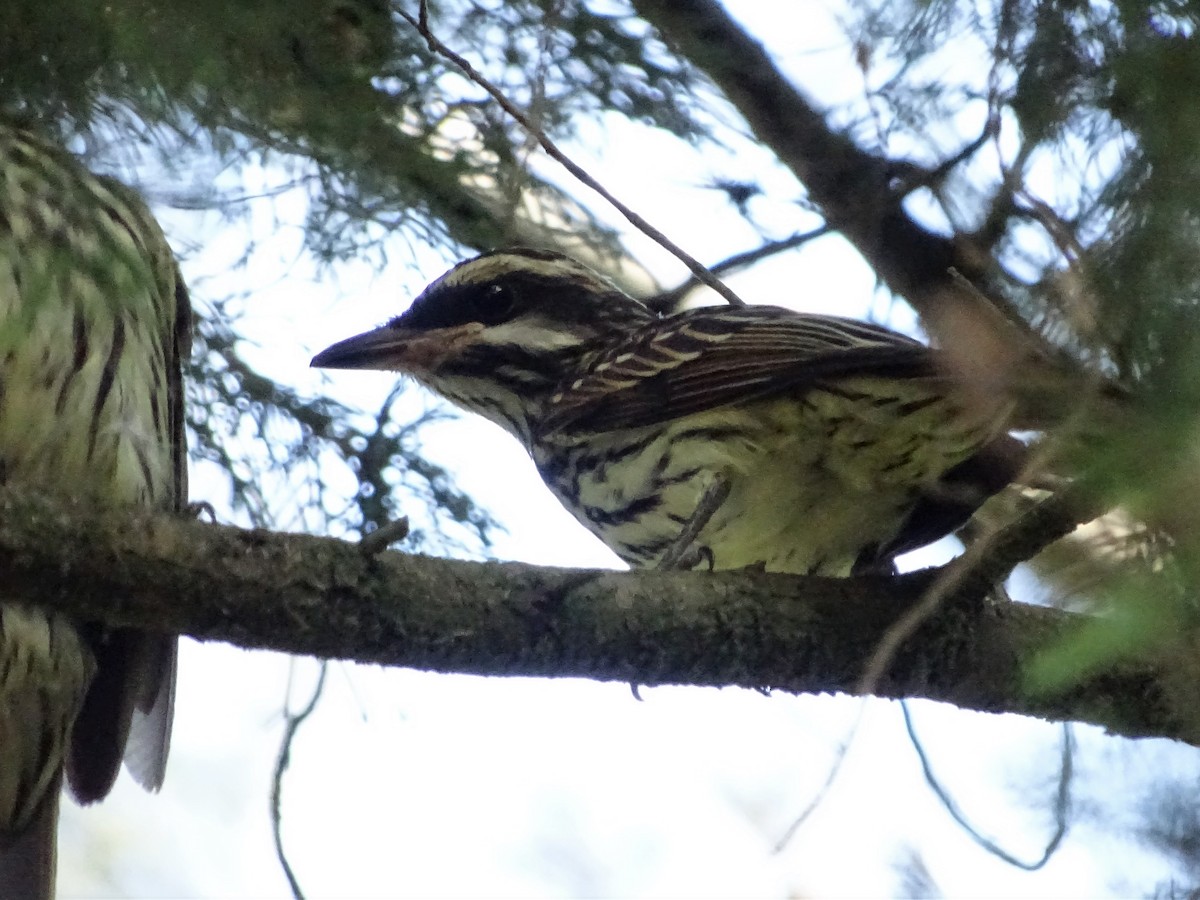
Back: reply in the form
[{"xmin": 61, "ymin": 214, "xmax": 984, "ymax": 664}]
[{"xmin": 542, "ymin": 305, "xmax": 939, "ymax": 436}]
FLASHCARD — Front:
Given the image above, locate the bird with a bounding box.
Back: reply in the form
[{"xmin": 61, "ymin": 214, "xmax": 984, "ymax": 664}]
[
  {"xmin": 0, "ymin": 123, "xmax": 190, "ymax": 897},
  {"xmin": 311, "ymin": 248, "xmax": 1022, "ymax": 576}
]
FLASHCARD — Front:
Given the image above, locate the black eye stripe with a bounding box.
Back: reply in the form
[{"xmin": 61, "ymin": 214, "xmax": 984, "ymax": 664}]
[
  {"xmin": 400, "ymin": 281, "xmax": 518, "ymax": 330},
  {"xmin": 401, "ymin": 273, "xmax": 578, "ymax": 331},
  {"xmin": 395, "ymin": 261, "xmax": 657, "ymax": 337}
]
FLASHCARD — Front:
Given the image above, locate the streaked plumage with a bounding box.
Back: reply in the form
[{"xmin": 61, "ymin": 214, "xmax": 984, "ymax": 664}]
[
  {"xmin": 312, "ymin": 249, "xmax": 1019, "ymax": 574},
  {"xmin": 0, "ymin": 124, "xmax": 189, "ymax": 898}
]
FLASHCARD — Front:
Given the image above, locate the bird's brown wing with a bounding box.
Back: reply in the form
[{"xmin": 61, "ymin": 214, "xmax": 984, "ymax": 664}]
[{"xmin": 540, "ymin": 305, "xmax": 939, "ymax": 437}]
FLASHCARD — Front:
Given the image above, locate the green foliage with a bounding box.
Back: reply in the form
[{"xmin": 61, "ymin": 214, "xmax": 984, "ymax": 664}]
[
  {"xmin": 0, "ymin": 0, "xmax": 710, "ymax": 554},
  {"xmin": 830, "ymin": 0, "xmax": 1200, "ymax": 720},
  {"xmin": 0, "ymin": 0, "xmax": 705, "ymax": 258}
]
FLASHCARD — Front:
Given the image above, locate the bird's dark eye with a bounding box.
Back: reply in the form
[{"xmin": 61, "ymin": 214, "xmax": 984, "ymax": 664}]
[{"xmin": 471, "ymin": 282, "xmax": 517, "ymax": 325}]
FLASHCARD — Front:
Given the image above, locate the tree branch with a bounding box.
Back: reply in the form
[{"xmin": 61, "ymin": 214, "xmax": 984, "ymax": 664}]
[
  {"xmin": 628, "ymin": 0, "xmax": 1104, "ymax": 419},
  {"xmin": 0, "ymin": 485, "xmax": 1190, "ymax": 745},
  {"xmin": 629, "ymin": 0, "xmax": 993, "ymax": 323}
]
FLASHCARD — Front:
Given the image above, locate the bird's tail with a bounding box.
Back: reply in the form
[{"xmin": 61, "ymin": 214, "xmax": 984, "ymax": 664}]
[
  {"xmin": 0, "ymin": 605, "xmax": 96, "ymax": 900},
  {"xmin": 0, "ymin": 775, "xmax": 61, "ymax": 900}
]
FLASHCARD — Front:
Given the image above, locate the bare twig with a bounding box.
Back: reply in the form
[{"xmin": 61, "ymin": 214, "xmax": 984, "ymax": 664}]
[
  {"xmin": 271, "ymin": 661, "xmax": 329, "ymax": 900},
  {"xmin": 773, "ymin": 704, "xmax": 867, "ymax": 852},
  {"xmin": 398, "ymin": 5, "xmax": 747, "ymax": 308},
  {"xmin": 646, "ymin": 227, "xmax": 830, "ymax": 312},
  {"xmin": 889, "ymin": 121, "xmax": 998, "ymax": 199},
  {"xmin": 902, "ymin": 701, "xmax": 1073, "ymax": 870}
]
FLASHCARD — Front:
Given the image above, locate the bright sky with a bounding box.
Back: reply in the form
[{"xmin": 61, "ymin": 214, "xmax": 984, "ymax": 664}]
[{"xmin": 54, "ymin": 3, "xmax": 1200, "ymax": 898}]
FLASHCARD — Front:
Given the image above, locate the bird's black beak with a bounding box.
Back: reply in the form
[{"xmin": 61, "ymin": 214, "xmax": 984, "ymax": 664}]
[
  {"xmin": 311, "ymin": 322, "xmax": 485, "ymax": 372},
  {"xmin": 311, "ymin": 326, "xmax": 406, "ymax": 370}
]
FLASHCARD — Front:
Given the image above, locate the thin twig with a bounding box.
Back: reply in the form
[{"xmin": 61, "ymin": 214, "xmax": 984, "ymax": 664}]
[
  {"xmin": 891, "ymin": 121, "xmax": 997, "ymax": 199},
  {"xmin": 359, "ymin": 515, "xmax": 410, "ymax": 556},
  {"xmin": 399, "ymin": 5, "xmax": 747, "ymax": 308},
  {"xmin": 773, "ymin": 703, "xmax": 868, "ymax": 852},
  {"xmin": 271, "ymin": 661, "xmax": 329, "ymax": 900},
  {"xmin": 858, "ymin": 484, "xmax": 1104, "ymax": 699},
  {"xmin": 939, "ymin": 483, "xmax": 1109, "ymax": 604},
  {"xmin": 647, "ymin": 227, "xmax": 830, "ymax": 312},
  {"xmin": 902, "ymin": 701, "xmax": 1073, "ymax": 870}
]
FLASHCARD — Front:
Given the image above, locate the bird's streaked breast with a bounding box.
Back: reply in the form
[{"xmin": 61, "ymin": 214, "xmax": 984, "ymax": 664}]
[
  {"xmin": 535, "ymin": 380, "xmax": 1009, "ymax": 575},
  {"xmin": 0, "ymin": 131, "xmax": 180, "ymax": 508}
]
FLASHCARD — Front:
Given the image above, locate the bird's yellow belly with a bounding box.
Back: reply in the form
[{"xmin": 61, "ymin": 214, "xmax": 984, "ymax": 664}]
[{"xmin": 539, "ymin": 385, "xmax": 1003, "ymax": 575}]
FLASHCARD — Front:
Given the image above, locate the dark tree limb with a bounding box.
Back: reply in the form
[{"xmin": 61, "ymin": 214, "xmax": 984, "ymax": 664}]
[
  {"xmin": 0, "ymin": 485, "xmax": 1193, "ymax": 745},
  {"xmin": 629, "ymin": 4, "xmax": 957, "ymax": 296},
  {"xmin": 628, "ymin": 0, "xmax": 1117, "ymax": 425},
  {"xmin": 629, "ymin": 0, "xmax": 996, "ymax": 324}
]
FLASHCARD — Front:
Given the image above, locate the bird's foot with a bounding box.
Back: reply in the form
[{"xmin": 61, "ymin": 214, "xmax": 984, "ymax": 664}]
[{"xmin": 657, "ymin": 475, "xmax": 730, "ymax": 571}]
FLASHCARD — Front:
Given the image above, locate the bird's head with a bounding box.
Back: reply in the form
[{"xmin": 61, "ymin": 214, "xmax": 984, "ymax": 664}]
[{"xmin": 311, "ymin": 249, "xmax": 655, "ymax": 444}]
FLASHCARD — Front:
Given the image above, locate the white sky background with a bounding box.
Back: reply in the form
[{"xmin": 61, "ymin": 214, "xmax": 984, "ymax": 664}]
[{"xmin": 54, "ymin": 2, "xmax": 1200, "ymax": 897}]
